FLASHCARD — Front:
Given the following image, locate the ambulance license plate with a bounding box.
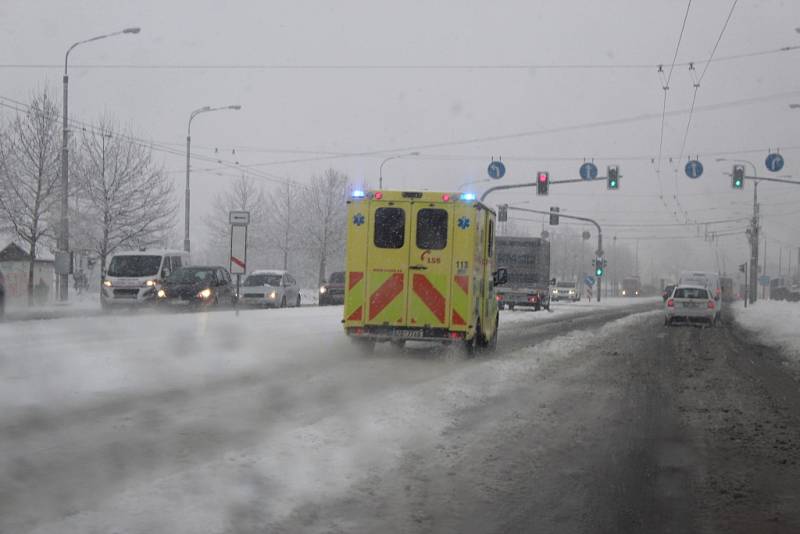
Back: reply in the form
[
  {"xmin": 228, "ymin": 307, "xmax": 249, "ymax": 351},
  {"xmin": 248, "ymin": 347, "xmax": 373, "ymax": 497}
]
[{"xmin": 396, "ymin": 328, "xmax": 423, "ymax": 338}]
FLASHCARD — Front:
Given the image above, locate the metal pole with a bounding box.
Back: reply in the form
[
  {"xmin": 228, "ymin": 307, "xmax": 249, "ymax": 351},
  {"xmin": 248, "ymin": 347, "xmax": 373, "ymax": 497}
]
[
  {"xmin": 184, "ymin": 131, "xmax": 191, "ymax": 252},
  {"xmin": 59, "ymin": 67, "xmax": 70, "ymax": 301},
  {"xmin": 506, "ymin": 206, "xmax": 603, "ymax": 302},
  {"xmin": 762, "ymin": 238, "xmax": 767, "ymax": 300},
  {"xmin": 750, "ymin": 181, "xmax": 759, "ymax": 304}
]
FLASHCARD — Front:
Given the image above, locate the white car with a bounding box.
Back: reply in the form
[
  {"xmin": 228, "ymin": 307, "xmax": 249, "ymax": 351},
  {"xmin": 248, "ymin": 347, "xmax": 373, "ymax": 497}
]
[
  {"xmin": 551, "ymin": 281, "xmax": 579, "ymax": 302},
  {"xmin": 664, "ymin": 285, "xmax": 717, "ymax": 326},
  {"xmin": 239, "ymin": 270, "xmax": 301, "ymax": 308}
]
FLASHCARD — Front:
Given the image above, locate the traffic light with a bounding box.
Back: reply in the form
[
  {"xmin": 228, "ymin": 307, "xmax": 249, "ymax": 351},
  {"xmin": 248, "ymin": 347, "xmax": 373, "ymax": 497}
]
[
  {"xmin": 549, "ymin": 206, "xmax": 559, "ymax": 225},
  {"xmin": 536, "ymin": 171, "xmax": 549, "ymax": 195},
  {"xmin": 594, "ymin": 257, "xmax": 604, "ymax": 277},
  {"xmin": 732, "ymin": 164, "xmax": 744, "ymax": 189},
  {"xmin": 498, "ymin": 204, "xmax": 508, "ymax": 222},
  {"xmin": 607, "ymin": 165, "xmax": 619, "ymax": 190}
]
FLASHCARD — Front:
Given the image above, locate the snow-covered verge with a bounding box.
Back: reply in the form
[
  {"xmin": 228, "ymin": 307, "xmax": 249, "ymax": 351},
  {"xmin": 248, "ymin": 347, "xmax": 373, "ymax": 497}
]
[
  {"xmin": 732, "ymin": 300, "xmax": 800, "ymax": 363},
  {"xmin": 500, "ymin": 296, "xmax": 660, "ymax": 325}
]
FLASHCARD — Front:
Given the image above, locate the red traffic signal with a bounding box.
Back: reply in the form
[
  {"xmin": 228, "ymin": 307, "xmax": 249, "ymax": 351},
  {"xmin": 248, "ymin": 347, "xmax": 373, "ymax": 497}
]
[{"xmin": 536, "ymin": 172, "xmax": 549, "ymax": 195}]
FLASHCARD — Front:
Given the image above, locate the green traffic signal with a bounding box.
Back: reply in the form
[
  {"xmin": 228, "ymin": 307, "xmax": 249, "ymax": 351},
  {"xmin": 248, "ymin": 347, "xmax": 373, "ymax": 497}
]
[
  {"xmin": 732, "ymin": 164, "xmax": 745, "ymax": 189},
  {"xmin": 595, "ymin": 267, "xmax": 604, "ymax": 277}
]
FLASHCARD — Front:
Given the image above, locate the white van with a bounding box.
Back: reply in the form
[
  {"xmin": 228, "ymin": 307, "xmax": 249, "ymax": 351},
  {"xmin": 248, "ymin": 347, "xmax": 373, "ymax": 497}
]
[
  {"xmin": 678, "ymin": 271, "xmax": 722, "ymax": 321},
  {"xmin": 101, "ymin": 249, "xmax": 189, "ymax": 309}
]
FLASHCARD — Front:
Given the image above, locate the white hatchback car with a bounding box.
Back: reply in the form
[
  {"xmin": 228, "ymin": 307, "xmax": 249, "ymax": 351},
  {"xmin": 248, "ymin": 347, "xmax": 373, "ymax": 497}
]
[
  {"xmin": 239, "ymin": 270, "xmax": 301, "ymax": 308},
  {"xmin": 664, "ymin": 285, "xmax": 717, "ymax": 326}
]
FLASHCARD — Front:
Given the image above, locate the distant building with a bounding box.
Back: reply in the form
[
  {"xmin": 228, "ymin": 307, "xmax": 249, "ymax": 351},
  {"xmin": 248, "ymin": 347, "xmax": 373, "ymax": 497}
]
[{"xmin": 0, "ymin": 242, "xmax": 55, "ymax": 304}]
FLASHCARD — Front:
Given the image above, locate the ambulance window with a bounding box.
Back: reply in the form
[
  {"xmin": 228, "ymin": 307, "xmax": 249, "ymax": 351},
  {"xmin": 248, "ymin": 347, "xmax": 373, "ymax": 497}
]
[
  {"xmin": 374, "ymin": 207, "xmax": 405, "ymax": 248},
  {"xmin": 416, "ymin": 209, "xmax": 448, "ymax": 250}
]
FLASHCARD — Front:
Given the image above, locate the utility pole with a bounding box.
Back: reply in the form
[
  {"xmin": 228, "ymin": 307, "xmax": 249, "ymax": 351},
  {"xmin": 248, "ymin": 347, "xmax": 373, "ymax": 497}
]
[
  {"xmin": 762, "ymin": 238, "xmax": 767, "ymax": 300},
  {"xmin": 749, "ymin": 181, "xmax": 759, "ymax": 304}
]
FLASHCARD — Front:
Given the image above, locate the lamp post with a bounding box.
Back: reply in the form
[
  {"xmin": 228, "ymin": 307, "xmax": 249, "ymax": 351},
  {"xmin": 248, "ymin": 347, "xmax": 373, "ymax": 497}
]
[
  {"xmin": 716, "ymin": 157, "xmax": 759, "ymax": 303},
  {"xmin": 378, "ymin": 152, "xmax": 420, "ymax": 189},
  {"xmin": 59, "ymin": 27, "xmax": 140, "ymax": 301},
  {"xmin": 185, "ymin": 105, "xmax": 242, "ymax": 253}
]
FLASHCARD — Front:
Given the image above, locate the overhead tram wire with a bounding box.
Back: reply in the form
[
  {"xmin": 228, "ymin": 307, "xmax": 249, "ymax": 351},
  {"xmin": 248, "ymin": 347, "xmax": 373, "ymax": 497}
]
[
  {"xmin": 0, "ymin": 44, "xmax": 797, "ymax": 71},
  {"xmin": 0, "ymin": 96, "xmax": 295, "ymax": 188},
  {"xmin": 655, "ymin": 0, "xmax": 693, "ymax": 212},
  {"xmin": 229, "ymin": 89, "xmax": 800, "ymax": 170},
  {"xmin": 674, "ymin": 0, "xmax": 740, "ymax": 224}
]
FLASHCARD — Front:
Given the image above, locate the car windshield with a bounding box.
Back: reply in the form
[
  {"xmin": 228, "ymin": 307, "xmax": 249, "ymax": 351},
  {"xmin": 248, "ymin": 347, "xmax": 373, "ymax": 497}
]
[
  {"xmin": 244, "ymin": 274, "xmax": 282, "ymax": 287},
  {"xmin": 328, "ymin": 272, "xmax": 345, "ymax": 284},
  {"xmin": 673, "ymin": 287, "xmax": 709, "ymax": 299},
  {"xmin": 167, "ymin": 268, "xmax": 215, "ymax": 284},
  {"xmin": 557, "ymin": 282, "xmax": 574, "ymax": 288},
  {"xmin": 107, "ymin": 255, "xmax": 162, "ymax": 277}
]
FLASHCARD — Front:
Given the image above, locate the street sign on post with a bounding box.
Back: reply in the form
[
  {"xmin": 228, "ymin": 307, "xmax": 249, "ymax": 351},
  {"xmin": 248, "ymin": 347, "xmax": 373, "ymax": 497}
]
[
  {"xmin": 765, "ymin": 153, "xmax": 784, "ymax": 173},
  {"xmin": 229, "ymin": 210, "xmax": 250, "ymax": 225},
  {"xmin": 229, "ymin": 210, "xmax": 249, "ymax": 316},
  {"xmin": 758, "ymin": 275, "xmax": 770, "ymax": 286},
  {"xmin": 549, "ymin": 206, "xmax": 559, "ymax": 225},
  {"xmin": 487, "ymin": 160, "xmax": 506, "ymax": 179},
  {"xmin": 685, "ymin": 159, "xmax": 703, "ymax": 179},
  {"xmin": 579, "ymin": 162, "xmax": 598, "ymax": 181}
]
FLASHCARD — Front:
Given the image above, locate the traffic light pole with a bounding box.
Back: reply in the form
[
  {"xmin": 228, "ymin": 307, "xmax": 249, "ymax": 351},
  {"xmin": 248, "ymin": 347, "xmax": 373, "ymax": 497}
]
[
  {"xmin": 480, "ymin": 182, "xmax": 538, "ymax": 202},
  {"xmin": 506, "ymin": 206, "xmax": 604, "ymax": 302}
]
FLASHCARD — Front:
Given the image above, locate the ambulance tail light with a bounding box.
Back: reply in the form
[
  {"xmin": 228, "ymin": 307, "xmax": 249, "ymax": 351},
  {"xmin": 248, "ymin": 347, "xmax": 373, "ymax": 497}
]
[
  {"xmin": 496, "ymin": 294, "xmax": 503, "ymax": 301},
  {"xmin": 449, "ymin": 331, "xmax": 463, "ymax": 339}
]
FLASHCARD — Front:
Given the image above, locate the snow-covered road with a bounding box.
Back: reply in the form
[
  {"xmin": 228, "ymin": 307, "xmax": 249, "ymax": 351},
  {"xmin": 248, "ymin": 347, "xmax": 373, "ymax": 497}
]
[{"xmin": 0, "ymin": 299, "xmax": 659, "ymax": 533}]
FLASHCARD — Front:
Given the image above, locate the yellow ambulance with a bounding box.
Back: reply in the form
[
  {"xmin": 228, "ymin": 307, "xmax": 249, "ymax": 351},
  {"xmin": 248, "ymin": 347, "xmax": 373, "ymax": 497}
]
[{"xmin": 343, "ymin": 190, "xmax": 507, "ymax": 353}]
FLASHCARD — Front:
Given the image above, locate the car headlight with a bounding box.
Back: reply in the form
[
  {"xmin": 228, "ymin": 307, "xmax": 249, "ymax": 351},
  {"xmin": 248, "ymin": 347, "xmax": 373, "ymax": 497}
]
[
  {"xmin": 145, "ymin": 279, "xmax": 156, "ymax": 287},
  {"xmin": 568, "ymin": 290, "xmax": 575, "ymax": 295},
  {"xmin": 103, "ymin": 280, "xmax": 112, "ymax": 287},
  {"xmin": 552, "ymin": 289, "xmax": 557, "ymax": 294},
  {"xmin": 268, "ymin": 291, "xmax": 277, "ymax": 299},
  {"xmin": 622, "ymin": 290, "xmax": 627, "ymax": 295},
  {"xmin": 319, "ymin": 286, "xmax": 327, "ymax": 294},
  {"xmin": 197, "ymin": 288, "xmax": 212, "ymax": 299},
  {"xmin": 157, "ymin": 289, "xmax": 166, "ymax": 298}
]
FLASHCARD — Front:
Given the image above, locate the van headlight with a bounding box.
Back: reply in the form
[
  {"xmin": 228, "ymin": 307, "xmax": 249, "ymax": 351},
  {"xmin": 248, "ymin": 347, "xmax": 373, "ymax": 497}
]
[
  {"xmin": 568, "ymin": 290, "xmax": 575, "ymax": 295},
  {"xmin": 268, "ymin": 291, "xmax": 277, "ymax": 299},
  {"xmin": 157, "ymin": 289, "xmax": 166, "ymax": 298},
  {"xmin": 145, "ymin": 279, "xmax": 157, "ymax": 287},
  {"xmin": 103, "ymin": 280, "xmax": 112, "ymax": 287},
  {"xmin": 319, "ymin": 286, "xmax": 327, "ymax": 294},
  {"xmin": 197, "ymin": 288, "xmax": 212, "ymax": 299}
]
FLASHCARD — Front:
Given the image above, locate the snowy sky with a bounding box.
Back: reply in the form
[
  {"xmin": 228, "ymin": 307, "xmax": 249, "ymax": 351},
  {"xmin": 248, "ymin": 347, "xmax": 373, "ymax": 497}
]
[{"xmin": 1, "ymin": 0, "xmax": 799, "ymax": 277}]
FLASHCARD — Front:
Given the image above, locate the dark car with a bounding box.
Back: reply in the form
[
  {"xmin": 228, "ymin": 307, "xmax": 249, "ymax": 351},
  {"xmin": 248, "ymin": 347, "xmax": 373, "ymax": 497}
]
[
  {"xmin": 0, "ymin": 268, "xmax": 5, "ymax": 318},
  {"xmin": 662, "ymin": 284, "xmax": 676, "ymax": 301},
  {"xmin": 156, "ymin": 266, "xmax": 237, "ymax": 309},
  {"xmin": 319, "ymin": 271, "xmax": 346, "ymax": 306}
]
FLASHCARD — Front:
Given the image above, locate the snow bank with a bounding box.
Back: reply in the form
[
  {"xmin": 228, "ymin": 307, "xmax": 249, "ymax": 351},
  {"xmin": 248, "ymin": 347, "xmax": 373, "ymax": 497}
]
[
  {"xmin": 500, "ymin": 296, "xmax": 659, "ymax": 325},
  {"xmin": 732, "ymin": 301, "xmax": 800, "ymax": 362}
]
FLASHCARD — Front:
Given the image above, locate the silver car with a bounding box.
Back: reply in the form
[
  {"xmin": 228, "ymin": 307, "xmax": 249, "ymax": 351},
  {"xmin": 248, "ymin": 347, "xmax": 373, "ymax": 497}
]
[
  {"xmin": 664, "ymin": 285, "xmax": 717, "ymax": 326},
  {"xmin": 239, "ymin": 270, "xmax": 301, "ymax": 308}
]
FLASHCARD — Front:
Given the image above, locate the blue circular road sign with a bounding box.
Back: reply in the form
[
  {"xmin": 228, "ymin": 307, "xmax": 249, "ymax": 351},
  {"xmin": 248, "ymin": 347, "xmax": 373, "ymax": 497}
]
[
  {"xmin": 765, "ymin": 153, "xmax": 784, "ymax": 173},
  {"xmin": 487, "ymin": 161, "xmax": 506, "ymax": 179},
  {"xmin": 579, "ymin": 162, "xmax": 598, "ymax": 181},
  {"xmin": 685, "ymin": 159, "xmax": 703, "ymax": 179}
]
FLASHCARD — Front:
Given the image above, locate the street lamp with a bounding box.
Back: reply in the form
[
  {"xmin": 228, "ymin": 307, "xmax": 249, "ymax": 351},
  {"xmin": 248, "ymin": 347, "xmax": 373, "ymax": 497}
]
[
  {"xmin": 185, "ymin": 105, "xmax": 242, "ymax": 253},
  {"xmin": 59, "ymin": 27, "xmax": 140, "ymax": 301},
  {"xmin": 378, "ymin": 152, "xmax": 420, "ymax": 189},
  {"xmin": 716, "ymin": 157, "xmax": 759, "ymax": 304}
]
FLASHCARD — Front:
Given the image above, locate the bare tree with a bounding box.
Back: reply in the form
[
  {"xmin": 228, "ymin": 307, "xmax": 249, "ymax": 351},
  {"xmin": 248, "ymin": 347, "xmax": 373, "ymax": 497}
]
[
  {"xmin": 0, "ymin": 90, "xmax": 61, "ymax": 304},
  {"xmin": 264, "ymin": 180, "xmax": 300, "ymax": 270},
  {"xmin": 202, "ymin": 174, "xmax": 269, "ymax": 267},
  {"xmin": 299, "ymin": 168, "xmax": 348, "ymax": 285},
  {"xmin": 75, "ymin": 116, "xmax": 177, "ymax": 272}
]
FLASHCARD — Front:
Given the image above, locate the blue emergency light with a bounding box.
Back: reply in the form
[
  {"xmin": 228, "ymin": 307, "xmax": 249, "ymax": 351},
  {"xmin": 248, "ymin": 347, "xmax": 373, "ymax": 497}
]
[
  {"xmin": 459, "ymin": 192, "xmax": 477, "ymax": 201},
  {"xmin": 351, "ymin": 190, "xmax": 366, "ymax": 198}
]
